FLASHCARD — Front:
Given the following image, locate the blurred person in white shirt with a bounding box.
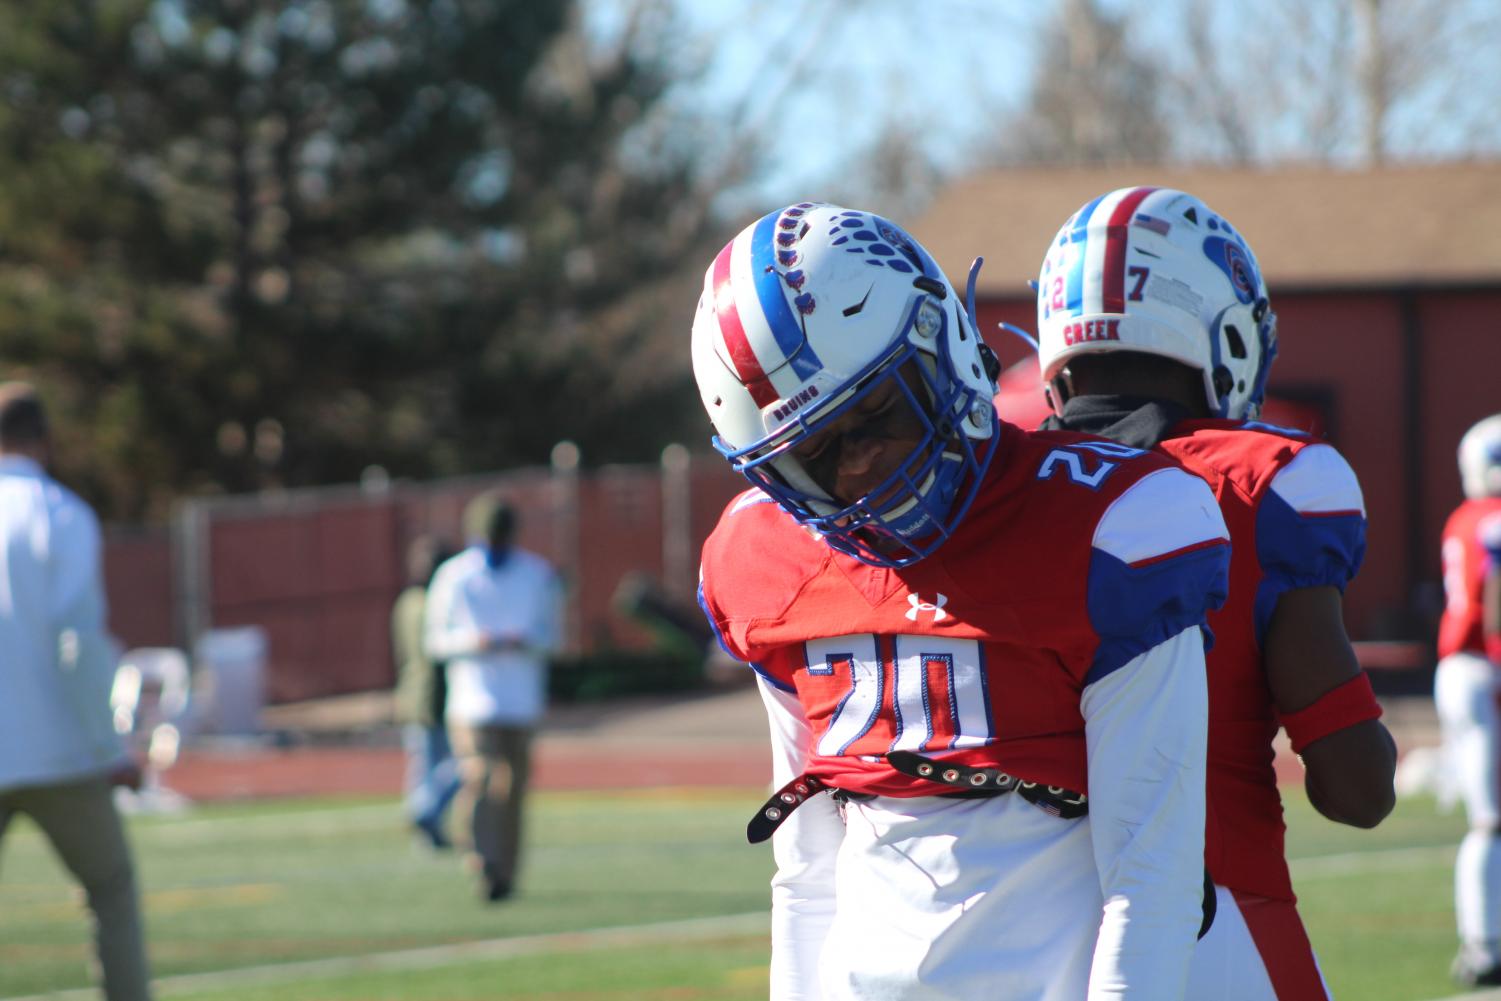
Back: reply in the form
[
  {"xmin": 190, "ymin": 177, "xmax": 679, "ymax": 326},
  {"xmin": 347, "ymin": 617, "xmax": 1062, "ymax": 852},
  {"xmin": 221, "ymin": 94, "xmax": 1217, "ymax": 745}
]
[
  {"xmin": 424, "ymin": 491, "xmax": 562, "ymax": 902},
  {"xmin": 0, "ymin": 382, "xmax": 153, "ymax": 1001}
]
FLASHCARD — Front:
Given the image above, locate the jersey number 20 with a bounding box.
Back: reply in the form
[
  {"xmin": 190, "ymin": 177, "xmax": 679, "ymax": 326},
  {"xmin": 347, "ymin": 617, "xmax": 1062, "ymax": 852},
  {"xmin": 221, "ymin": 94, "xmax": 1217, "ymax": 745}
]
[{"xmin": 806, "ymin": 634, "xmax": 991, "ymax": 756}]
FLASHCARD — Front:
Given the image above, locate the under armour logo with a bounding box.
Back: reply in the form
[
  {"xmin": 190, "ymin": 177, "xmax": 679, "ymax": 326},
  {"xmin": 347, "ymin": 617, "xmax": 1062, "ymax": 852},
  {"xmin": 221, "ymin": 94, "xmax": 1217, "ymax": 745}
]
[{"xmin": 905, "ymin": 593, "xmax": 949, "ymax": 621}]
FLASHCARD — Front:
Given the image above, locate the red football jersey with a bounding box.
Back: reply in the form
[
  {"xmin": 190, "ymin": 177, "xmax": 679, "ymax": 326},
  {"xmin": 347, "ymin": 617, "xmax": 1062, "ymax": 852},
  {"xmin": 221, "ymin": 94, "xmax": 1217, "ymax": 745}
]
[
  {"xmin": 1160, "ymin": 419, "xmax": 1367, "ymax": 903},
  {"xmin": 699, "ymin": 421, "xmax": 1230, "ymax": 799},
  {"xmin": 1438, "ymin": 497, "xmax": 1501, "ymax": 662}
]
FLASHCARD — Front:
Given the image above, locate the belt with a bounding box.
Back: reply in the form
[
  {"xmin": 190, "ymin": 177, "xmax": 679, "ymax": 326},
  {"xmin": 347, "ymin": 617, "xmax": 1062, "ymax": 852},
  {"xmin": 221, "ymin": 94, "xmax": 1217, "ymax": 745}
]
[{"xmin": 745, "ymin": 752, "xmax": 1088, "ymax": 845}]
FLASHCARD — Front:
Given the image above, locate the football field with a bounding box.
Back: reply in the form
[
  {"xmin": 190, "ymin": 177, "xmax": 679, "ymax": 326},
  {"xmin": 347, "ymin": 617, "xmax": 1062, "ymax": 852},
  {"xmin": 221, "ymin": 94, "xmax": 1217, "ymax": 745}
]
[{"xmin": 0, "ymin": 785, "xmax": 1482, "ymax": 1000}]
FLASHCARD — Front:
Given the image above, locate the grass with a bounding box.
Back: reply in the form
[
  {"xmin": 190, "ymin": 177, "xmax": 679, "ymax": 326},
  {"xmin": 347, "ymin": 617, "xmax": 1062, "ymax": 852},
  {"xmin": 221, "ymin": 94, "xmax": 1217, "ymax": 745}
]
[{"xmin": 0, "ymin": 784, "xmax": 1474, "ymax": 1000}]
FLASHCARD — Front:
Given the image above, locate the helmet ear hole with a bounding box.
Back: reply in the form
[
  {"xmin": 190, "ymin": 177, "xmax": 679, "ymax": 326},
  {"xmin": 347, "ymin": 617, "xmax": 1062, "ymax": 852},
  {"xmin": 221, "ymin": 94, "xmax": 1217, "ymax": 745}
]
[
  {"xmin": 1212, "ymin": 365, "xmax": 1234, "ymax": 403},
  {"xmin": 978, "ymin": 344, "xmax": 1001, "ymax": 384},
  {"xmin": 1223, "ymin": 324, "xmax": 1248, "ymax": 360}
]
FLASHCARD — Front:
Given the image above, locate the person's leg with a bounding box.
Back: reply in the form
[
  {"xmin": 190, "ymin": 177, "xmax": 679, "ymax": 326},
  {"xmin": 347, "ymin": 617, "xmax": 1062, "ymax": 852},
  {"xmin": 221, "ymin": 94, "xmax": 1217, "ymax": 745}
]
[
  {"xmin": 23, "ymin": 776, "xmax": 153, "ymax": 1001},
  {"xmin": 403, "ymin": 723, "xmax": 452, "ymax": 848},
  {"xmin": 429, "ymin": 723, "xmax": 463, "ymax": 823},
  {"xmin": 448, "ymin": 722, "xmax": 487, "ymax": 865},
  {"xmin": 1436, "ymin": 652, "xmax": 1501, "ymax": 984},
  {"xmin": 490, "ymin": 726, "xmax": 534, "ymax": 894}
]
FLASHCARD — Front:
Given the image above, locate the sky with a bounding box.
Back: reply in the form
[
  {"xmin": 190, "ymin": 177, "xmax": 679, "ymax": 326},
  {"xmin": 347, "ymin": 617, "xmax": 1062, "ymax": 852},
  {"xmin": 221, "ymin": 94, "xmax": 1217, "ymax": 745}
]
[
  {"xmin": 585, "ymin": 0, "xmax": 1500, "ymax": 213},
  {"xmin": 590, "ymin": 0, "xmax": 1047, "ymax": 206}
]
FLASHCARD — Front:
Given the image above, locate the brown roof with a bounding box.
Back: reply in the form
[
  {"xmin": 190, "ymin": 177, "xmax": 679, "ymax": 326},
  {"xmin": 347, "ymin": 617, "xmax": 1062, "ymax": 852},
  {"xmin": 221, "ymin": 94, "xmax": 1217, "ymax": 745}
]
[{"xmin": 911, "ymin": 161, "xmax": 1501, "ymax": 297}]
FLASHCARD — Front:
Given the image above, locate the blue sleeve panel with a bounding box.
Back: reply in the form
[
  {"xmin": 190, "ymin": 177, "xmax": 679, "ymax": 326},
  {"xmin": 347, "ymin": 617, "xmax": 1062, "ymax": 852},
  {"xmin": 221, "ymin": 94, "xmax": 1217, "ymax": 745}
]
[
  {"xmin": 1085, "ymin": 542, "xmax": 1230, "ymax": 686},
  {"xmin": 1252, "ymin": 490, "xmax": 1367, "ymax": 645}
]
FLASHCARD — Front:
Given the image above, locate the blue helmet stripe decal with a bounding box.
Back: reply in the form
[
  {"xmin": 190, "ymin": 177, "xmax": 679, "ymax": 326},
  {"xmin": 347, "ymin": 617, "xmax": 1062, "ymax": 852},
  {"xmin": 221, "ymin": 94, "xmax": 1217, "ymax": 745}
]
[
  {"xmin": 750, "ymin": 211, "xmax": 822, "ymax": 380},
  {"xmin": 1065, "ymin": 192, "xmax": 1109, "ymax": 313}
]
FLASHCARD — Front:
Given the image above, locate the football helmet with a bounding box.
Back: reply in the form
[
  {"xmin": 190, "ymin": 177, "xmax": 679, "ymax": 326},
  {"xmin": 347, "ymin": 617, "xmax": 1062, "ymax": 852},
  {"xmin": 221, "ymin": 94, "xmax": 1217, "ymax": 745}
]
[
  {"xmin": 1035, "ymin": 186, "xmax": 1278, "ymax": 420},
  {"xmin": 1458, "ymin": 414, "xmax": 1501, "ymax": 500},
  {"xmin": 690, "ymin": 202, "xmax": 999, "ymax": 567}
]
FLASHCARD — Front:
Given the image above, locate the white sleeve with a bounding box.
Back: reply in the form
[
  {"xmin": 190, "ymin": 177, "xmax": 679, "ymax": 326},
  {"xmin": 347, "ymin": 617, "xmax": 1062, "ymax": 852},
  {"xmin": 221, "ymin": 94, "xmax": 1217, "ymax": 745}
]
[
  {"xmin": 759, "ymin": 676, "xmax": 842, "ymax": 1001},
  {"xmin": 423, "ymin": 560, "xmax": 481, "ymax": 661},
  {"xmin": 50, "ymin": 493, "xmax": 106, "ymax": 633},
  {"xmin": 530, "ymin": 564, "xmax": 565, "ymax": 656},
  {"xmin": 51, "ymin": 494, "xmax": 125, "ymax": 764},
  {"xmin": 1082, "ymin": 625, "xmax": 1208, "ymax": 1001}
]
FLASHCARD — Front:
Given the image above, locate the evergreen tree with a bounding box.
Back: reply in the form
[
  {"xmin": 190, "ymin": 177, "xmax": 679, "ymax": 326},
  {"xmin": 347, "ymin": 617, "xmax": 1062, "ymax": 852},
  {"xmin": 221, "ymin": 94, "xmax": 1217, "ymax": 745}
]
[{"xmin": 0, "ymin": 0, "xmax": 711, "ymax": 520}]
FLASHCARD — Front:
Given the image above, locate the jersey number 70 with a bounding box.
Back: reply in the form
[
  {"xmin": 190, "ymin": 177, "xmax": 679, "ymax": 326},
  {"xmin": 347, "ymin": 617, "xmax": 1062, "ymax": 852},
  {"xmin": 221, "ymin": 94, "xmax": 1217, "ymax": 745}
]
[{"xmin": 805, "ymin": 634, "xmax": 991, "ymax": 757}]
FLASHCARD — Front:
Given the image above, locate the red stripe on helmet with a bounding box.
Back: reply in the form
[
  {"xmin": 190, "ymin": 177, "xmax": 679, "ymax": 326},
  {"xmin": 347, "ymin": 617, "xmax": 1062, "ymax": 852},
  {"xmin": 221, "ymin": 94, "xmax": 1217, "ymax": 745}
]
[
  {"xmin": 1101, "ymin": 186, "xmax": 1158, "ymax": 314},
  {"xmin": 712, "ymin": 240, "xmax": 779, "ymax": 408}
]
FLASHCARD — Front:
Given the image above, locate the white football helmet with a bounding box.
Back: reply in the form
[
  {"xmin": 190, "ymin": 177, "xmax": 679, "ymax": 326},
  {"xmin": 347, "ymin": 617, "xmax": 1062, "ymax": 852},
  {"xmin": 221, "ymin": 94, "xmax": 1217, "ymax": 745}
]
[
  {"xmin": 690, "ymin": 202, "xmax": 999, "ymax": 567},
  {"xmin": 1035, "ymin": 186, "xmax": 1278, "ymax": 420},
  {"xmin": 1459, "ymin": 414, "xmax": 1501, "ymax": 500}
]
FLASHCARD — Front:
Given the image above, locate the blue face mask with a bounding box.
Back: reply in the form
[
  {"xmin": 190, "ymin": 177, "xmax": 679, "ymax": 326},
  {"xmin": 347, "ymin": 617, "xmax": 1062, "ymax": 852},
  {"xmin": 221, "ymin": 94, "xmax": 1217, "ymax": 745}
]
[{"xmin": 714, "ymin": 296, "xmax": 997, "ymax": 568}]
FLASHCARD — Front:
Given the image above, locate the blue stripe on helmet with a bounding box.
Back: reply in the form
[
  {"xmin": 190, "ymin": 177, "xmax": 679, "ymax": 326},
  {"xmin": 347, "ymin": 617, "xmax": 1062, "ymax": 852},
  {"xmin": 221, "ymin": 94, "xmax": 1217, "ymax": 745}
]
[
  {"xmin": 1065, "ymin": 191, "xmax": 1109, "ymax": 314},
  {"xmin": 751, "ymin": 211, "xmax": 822, "ymax": 380}
]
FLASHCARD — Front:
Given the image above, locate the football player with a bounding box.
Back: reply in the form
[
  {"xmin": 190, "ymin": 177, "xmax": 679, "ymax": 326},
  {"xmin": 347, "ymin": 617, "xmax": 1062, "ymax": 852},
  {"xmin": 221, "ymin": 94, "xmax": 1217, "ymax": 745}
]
[
  {"xmin": 1033, "ymin": 186, "xmax": 1397, "ymax": 1000},
  {"xmin": 693, "ymin": 202, "xmax": 1231, "ymax": 999},
  {"xmin": 1436, "ymin": 413, "xmax": 1501, "ymax": 987}
]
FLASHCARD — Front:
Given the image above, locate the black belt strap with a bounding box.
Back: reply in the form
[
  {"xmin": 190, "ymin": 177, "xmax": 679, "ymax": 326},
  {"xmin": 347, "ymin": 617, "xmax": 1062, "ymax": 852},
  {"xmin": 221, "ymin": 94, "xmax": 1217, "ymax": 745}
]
[
  {"xmin": 745, "ymin": 753, "xmax": 1215, "ymax": 940},
  {"xmin": 747, "ymin": 774, "xmax": 829, "ymax": 844},
  {"xmin": 886, "ymin": 751, "xmax": 1090, "ymax": 819}
]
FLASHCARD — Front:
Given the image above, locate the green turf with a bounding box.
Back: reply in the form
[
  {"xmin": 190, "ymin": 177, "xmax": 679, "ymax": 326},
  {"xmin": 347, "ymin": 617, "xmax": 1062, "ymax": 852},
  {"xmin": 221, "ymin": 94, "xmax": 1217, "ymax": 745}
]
[
  {"xmin": 1287, "ymin": 790, "xmax": 1467, "ymax": 1000},
  {"xmin": 0, "ymin": 786, "xmax": 1476, "ymax": 1000}
]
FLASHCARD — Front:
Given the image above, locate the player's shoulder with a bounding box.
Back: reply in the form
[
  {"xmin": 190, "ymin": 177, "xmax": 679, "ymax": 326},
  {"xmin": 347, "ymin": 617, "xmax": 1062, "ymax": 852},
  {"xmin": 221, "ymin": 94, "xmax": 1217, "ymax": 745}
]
[
  {"xmin": 433, "ymin": 546, "xmax": 484, "ymax": 582},
  {"xmin": 700, "ymin": 488, "xmax": 829, "ymax": 614},
  {"xmin": 1169, "ymin": 418, "xmax": 1359, "ymax": 504},
  {"xmin": 1166, "ymin": 417, "xmax": 1310, "ymax": 468},
  {"xmin": 1017, "ymin": 425, "xmax": 1182, "ymax": 484},
  {"xmin": 704, "ymin": 488, "xmax": 803, "ymax": 553},
  {"xmin": 43, "ymin": 477, "xmax": 102, "ymax": 538},
  {"xmin": 1008, "ymin": 425, "xmax": 1227, "ymax": 562},
  {"xmin": 512, "ymin": 546, "xmax": 557, "ymax": 579}
]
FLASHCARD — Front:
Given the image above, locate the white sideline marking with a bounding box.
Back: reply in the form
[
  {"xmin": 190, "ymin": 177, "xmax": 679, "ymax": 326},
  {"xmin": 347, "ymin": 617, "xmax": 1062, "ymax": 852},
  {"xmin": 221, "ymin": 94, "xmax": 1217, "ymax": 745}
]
[
  {"xmin": 134, "ymin": 803, "xmax": 397, "ymax": 842},
  {"xmin": 0, "ymin": 911, "xmax": 769, "ymax": 1000},
  {"xmin": 1288, "ymin": 842, "xmax": 1455, "ymax": 880}
]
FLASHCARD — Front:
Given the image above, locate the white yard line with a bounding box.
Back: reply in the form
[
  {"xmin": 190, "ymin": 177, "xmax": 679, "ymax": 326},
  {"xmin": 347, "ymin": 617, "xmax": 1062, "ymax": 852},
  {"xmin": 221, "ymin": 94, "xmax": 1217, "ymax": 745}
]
[
  {"xmin": 1288, "ymin": 842, "xmax": 1455, "ymax": 880},
  {"xmin": 132, "ymin": 802, "xmax": 397, "ymax": 842},
  {"xmin": 1, "ymin": 911, "xmax": 769, "ymax": 1000}
]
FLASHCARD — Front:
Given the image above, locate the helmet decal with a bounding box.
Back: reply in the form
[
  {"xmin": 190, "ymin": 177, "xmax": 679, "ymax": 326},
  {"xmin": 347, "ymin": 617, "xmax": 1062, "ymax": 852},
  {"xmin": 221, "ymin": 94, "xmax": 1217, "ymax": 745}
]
[
  {"xmin": 709, "ymin": 204, "xmax": 825, "ymax": 408},
  {"xmin": 1203, "ymin": 235, "xmax": 1258, "ymax": 305},
  {"xmin": 1059, "ymin": 186, "xmax": 1161, "ymax": 317},
  {"xmin": 827, "ymin": 214, "xmax": 922, "ymax": 274}
]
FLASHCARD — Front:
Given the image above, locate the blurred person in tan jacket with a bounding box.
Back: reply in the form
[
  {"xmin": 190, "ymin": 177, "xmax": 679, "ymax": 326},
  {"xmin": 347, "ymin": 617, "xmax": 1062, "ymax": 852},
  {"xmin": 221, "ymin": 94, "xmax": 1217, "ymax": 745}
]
[{"xmin": 392, "ymin": 533, "xmax": 460, "ymax": 850}]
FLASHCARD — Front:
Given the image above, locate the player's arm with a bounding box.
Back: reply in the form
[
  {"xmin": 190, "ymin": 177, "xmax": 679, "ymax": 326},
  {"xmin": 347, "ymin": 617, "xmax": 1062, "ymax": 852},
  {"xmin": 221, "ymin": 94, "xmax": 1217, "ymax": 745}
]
[
  {"xmin": 1082, "ymin": 467, "xmax": 1228, "ymax": 999},
  {"xmin": 698, "ymin": 560, "xmax": 839, "ymax": 1001},
  {"xmin": 1084, "ymin": 627, "xmax": 1209, "ymax": 1001},
  {"xmin": 1480, "ymin": 515, "xmax": 1501, "ymax": 664},
  {"xmin": 758, "ymin": 676, "xmax": 841, "ymax": 1001},
  {"xmin": 1259, "ymin": 445, "xmax": 1395, "ymax": 828}
]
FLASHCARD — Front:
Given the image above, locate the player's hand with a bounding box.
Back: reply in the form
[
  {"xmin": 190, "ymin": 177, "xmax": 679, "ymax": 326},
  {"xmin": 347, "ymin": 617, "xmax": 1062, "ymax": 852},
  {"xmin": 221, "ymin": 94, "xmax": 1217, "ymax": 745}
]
[
  {"xmin": 484, "ymin": 633, "xmax": 525, "ymax": 653},
  {"xmin": 108, "ymin": 761, "xmax": 144, "ymax": 791}
]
